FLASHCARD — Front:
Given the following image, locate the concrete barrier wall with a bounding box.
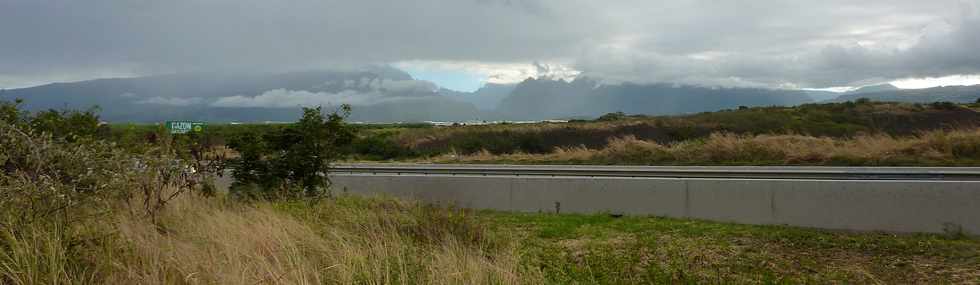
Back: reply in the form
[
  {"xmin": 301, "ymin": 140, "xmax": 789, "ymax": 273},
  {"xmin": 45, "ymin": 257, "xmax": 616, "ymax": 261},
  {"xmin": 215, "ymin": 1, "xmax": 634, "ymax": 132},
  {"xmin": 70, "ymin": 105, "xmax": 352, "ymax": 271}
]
[{"xmin": 330, "ymin": 174, "xmax": 980, "ymax": 235}]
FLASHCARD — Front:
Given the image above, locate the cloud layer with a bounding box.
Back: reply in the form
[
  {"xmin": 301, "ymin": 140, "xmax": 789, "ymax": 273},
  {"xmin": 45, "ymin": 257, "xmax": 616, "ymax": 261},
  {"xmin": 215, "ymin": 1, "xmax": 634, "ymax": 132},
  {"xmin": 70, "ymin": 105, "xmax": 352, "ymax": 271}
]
[
  {"xmin": 211, "ymin": 89, "xmax": 381, "ymax": 108},
  {"xmin": 209, "ymin": 78, "xmax": 441, "ymax": 108},
  {"xmin": 2, "ymin": 0, "xmax": 979, "ymax": 88}
]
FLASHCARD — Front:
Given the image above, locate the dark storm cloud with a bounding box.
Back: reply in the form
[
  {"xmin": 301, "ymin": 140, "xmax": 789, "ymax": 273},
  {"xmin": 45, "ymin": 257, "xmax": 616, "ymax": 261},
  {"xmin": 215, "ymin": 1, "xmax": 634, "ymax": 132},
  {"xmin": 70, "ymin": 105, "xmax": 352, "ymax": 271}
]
[{"xmin": 1, "ymin": 0, "xmax": 978, "ymax": 88}]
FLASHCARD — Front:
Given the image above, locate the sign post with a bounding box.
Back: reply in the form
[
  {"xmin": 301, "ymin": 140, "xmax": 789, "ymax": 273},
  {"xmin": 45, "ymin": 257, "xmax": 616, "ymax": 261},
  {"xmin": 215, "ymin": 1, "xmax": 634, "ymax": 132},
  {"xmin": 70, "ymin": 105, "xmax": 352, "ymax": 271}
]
[{"xmin": 165, "ymin": 121, "xmax": 206, "ymax": 134}]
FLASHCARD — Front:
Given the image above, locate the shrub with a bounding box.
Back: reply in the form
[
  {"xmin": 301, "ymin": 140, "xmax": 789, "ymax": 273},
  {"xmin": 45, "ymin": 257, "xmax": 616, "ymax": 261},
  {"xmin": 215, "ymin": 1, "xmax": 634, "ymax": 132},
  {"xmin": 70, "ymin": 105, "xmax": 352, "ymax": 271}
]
[
  {"xmin": 947, "ymin": 135, "xmax": 980, "ymax": 159},
  {"xmin": 29, "ymin": 108, "xmax": 102, "ymax": 142},
  {"xmin": 597, "ymin": 111, "xmax": 627, "ymax": 121},
  {"xmin": 1, "ymin": 122, "xmax": 129, "ymax": 231},
  {"xmin": 351, "ymin": 133, "xmax": 415, "ymax": 160},
  {"xmin": 0, "ymin": 99, "xmax": 26, "ymax": 125},
  {"xmin": 930, "ymin": 101, "xmax": 959, "ymax": 110},
  {"xmin": 0, "ymin": 99, "xmax": 101, "ymax": 142},
  {"xmin": 0, "ymin": 102, "xmax": 216, "ymax": 283},
  {"xmin": 594, "ymin": 136, "xmax": 672, "ymax": 164},
  {"xmin": 227, "ymin": 105, "xmax": 355, "ymax": 199}
]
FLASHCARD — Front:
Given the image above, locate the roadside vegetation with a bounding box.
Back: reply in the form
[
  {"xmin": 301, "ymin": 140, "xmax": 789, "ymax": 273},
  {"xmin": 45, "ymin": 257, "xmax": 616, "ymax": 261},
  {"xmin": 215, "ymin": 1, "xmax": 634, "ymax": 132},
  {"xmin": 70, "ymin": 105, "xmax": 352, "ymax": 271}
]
[
  {"xmin": 2, "ymin": 99, "xmax": 980, "ymax": 284},
  {"xmin": 1, "ymin": 99, "xmax": 526, "ymax": 284},
  {"xmin": 426, "ymin": 129, "xmax": 980, "ymax": 166},
  {"xmin": 102, "ymin": 100, "xmax": 980, "ymax": 166},
  {"xmin": 361, "ymin": 100, "xmax": 980, "ymax": 165}
]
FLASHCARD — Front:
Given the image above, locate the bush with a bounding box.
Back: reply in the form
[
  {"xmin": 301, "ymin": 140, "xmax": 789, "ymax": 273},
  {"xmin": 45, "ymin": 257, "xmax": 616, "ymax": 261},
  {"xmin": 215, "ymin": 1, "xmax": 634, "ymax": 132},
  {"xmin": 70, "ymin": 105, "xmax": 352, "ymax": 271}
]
[
  {"xmin": 29, "ymin": 108, "xmax": 102, "ymax": 142},
  {"xmin": 1, "ymin": 123, "xmax": 125, "ymax": 230},
  {"xmin": 949, "ymin": 136, "xmax": 980, "ymax": 159},
  {"xmin": 227, "ymin": 105, "xmax": 355, "ymax": 199},
  {"xmin": 0, "ymin": 109, "xmax": 213, "ymax": 230},
  {"xmin": 0, "ymin": 99, "xmax": 26, "ymax": 125},
  {"xmin": 0, "ymin": 99, "xmax": 101, "ymax": 142},
  {"xmin": 597, "ymin": 111, "xmax": 628, "ymax": 121},
  {"xmin": 0, "ymin": 102, "xmax": 220, "ymax": 283},
  {"xmin": 351, "ymin": 133, "xmax": 415, "ymax": 160},
  {"xmin": 930, "ymin": 101, "xmax": 959, "ymax": 110}
]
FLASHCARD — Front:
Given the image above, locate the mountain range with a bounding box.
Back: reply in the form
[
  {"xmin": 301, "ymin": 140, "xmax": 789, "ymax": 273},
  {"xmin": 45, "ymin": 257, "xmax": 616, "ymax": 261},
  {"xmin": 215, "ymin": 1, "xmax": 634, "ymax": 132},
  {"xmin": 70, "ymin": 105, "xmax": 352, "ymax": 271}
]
[
  {"xmin": 496, "ymin": 78, "xmax": 819, "ymax": 120},
  {"xmin": 2, "ymin": 68, "xmax": 978, "ymax": 122}
]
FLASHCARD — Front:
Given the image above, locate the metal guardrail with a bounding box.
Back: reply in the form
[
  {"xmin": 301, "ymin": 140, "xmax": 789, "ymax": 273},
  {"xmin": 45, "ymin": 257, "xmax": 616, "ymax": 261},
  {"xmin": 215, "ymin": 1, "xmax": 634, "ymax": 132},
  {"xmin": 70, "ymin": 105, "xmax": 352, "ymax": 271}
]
[{"xmin": 330, "ymin": 164, "xmax": 980, "ymax": 181}]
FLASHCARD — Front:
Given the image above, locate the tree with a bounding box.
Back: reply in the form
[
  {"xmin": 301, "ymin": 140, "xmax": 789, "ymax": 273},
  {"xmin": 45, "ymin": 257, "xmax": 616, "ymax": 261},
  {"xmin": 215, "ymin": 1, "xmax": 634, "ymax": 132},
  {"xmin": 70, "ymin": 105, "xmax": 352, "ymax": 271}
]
[
  {"xmin": 0, "ymin": 99, "xmax": 26, "ymax": 125},
  {"xmin": 228, "ymin": 105, "xmax": 354, "ymax": 199},
  {"xmin": 29, "ymin": 107, "xmax": 101, "ymax": 142},
  {"xmin": 1, "ymin": 99, "xmax": 101, "ymax": 142},
  {"xmin": 597, "ymin": 111, "xmax": 627, "ymax": 121}
]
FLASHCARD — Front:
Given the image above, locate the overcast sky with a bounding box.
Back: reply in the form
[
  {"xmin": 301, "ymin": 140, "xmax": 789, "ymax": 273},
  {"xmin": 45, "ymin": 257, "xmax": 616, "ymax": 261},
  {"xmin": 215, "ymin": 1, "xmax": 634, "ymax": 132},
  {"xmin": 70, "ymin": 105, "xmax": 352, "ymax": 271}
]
[{"xmin": 2, "ymin": 0, "xmax": 979, "ymax": 90}]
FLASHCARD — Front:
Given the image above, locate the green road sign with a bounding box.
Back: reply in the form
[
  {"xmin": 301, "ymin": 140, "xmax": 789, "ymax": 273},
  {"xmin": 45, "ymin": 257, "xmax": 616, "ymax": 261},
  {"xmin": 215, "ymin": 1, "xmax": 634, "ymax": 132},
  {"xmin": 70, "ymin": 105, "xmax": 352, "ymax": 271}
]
[{"xmin": 165, "ymin": 121, "xmax": 206, "ymax": 134}]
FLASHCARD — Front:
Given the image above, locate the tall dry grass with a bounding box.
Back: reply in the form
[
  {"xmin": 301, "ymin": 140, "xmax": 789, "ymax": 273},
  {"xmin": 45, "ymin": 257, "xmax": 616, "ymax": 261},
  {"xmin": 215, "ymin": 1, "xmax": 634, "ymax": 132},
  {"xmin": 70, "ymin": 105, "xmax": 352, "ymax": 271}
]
[
  {"xmin": 432, "ymin": 128, "xmax": 980, "ymax": 166},
  {"xmin": 1, "ymin": 191, "xmax": 539, "ymax": 284}
]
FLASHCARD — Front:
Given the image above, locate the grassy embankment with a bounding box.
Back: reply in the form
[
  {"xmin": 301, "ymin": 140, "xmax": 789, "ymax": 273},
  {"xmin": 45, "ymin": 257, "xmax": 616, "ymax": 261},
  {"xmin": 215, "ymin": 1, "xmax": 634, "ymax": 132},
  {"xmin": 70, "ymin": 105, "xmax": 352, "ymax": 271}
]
[{"xmin": 5, "ymin": 193, "xmax": 979, "ymax": 284}]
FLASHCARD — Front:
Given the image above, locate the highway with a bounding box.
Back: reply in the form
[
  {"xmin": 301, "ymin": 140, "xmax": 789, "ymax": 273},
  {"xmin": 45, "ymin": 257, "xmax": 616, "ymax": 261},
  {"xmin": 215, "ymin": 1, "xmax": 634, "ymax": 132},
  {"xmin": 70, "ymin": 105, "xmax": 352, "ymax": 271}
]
[{"xmin": 331, "ymin": 163, "xmax": 980, "ymax": 181}]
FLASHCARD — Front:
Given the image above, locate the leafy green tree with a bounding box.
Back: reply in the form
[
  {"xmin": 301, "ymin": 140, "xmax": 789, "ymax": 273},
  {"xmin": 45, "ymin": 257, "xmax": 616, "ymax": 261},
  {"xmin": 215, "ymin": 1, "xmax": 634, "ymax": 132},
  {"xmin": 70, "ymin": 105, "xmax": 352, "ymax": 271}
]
[
  {"xmin": 597, "ymin": 111, "xmax": 627, "ymax": 121},
  {"xmin": 228, "ymin": 105, "xmax": 354, "ymax": 199},
  {"xmin": 29, "ymin": 107, "xmax": 101, "ymax": 142},
  {"xmin": 1, "ymin": 99, "xmax": 101, "ymax": 142},
  {"xmin": 0, "ymin": 99, "xmax": 26, "ymax": 125}
]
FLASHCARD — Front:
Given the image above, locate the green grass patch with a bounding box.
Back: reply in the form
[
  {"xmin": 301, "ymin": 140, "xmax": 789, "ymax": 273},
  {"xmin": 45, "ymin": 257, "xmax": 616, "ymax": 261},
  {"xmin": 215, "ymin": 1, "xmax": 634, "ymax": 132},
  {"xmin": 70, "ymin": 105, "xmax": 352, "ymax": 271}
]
[{"xmin": 478, "ymin": 210, "xmax": 980, "ymax": 284}]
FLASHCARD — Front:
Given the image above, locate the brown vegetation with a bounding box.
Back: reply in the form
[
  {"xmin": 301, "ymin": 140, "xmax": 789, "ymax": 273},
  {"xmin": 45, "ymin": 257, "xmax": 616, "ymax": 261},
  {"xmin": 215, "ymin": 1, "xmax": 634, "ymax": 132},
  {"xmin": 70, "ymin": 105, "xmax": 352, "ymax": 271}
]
[
  {"xmin": 426, "ymin": 128, "xmax": 980, "ymax": 166},
  {"xmin": 375, "ymin": 102, "xmax": 980, "ymax": 161},
  {"xmin": 1, "ymin": 192, "xmax": 535, "ymax": 284}
]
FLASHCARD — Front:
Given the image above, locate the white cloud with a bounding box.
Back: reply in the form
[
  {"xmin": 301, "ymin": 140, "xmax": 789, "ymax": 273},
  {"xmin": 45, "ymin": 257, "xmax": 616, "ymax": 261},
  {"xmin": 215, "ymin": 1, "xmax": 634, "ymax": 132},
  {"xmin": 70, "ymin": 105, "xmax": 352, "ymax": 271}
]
[
  {"xmin": 393, "ymin": 60, "xmax": 580, "ymax": 84},
  {"xmin": 211, "ymin": 78, "xmax": 445, "ymax": 108},
  {"xmin": 373, "ymin": 79, "xmax": 439, "ymax": 93},
  {"xmin": 135, "ymin": 96, "xmax": 204, "ymax": 106},
  {"xmin": 211, "ymin": 89, "xmax": 383, "ymax": 108},
  {"xmin": 891, "ymin": 74, "xmax": 980, "ymax": 89}
]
